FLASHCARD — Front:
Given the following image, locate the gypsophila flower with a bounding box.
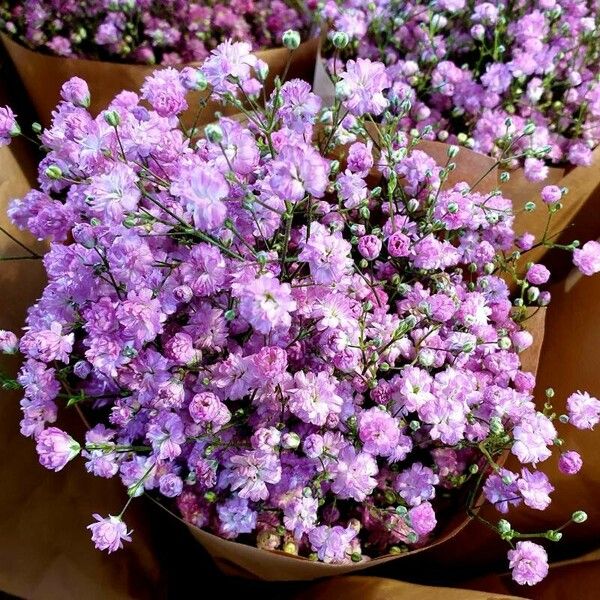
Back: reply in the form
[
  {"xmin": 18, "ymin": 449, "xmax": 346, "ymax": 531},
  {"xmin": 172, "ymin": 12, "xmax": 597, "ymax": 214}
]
[
  {"xmin": 508, "ymin": 541, "xmax": 549, "ymax": 586},
  {"xmin": 573, "ymin": 241, "xmax": 600, "ymax": 276},
  {"xmin": 87, "ymin": 514, "xmax": 132, "ymax": 553},
  {"xmin": 567, "ymin": 391, "xmax": 600, "ymax": 430}
]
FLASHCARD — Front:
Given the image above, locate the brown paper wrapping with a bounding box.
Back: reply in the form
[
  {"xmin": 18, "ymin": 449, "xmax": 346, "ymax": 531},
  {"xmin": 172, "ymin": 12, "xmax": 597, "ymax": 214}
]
[
  {"xmin": 1, "ymin": 33, "xmax": 319, "ymax": 128},
  {"xmin": 505, "ymin": 149, "xmax": 600, "ymax": 280}
]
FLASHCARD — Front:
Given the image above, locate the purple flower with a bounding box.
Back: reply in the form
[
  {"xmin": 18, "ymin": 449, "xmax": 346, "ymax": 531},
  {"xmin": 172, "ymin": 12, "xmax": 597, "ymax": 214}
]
[
  {"xmin": 188, "ymin": 392, "xmax": 231, "ymax": 430},
  {"xmin": 283, "ymin": 496, "xmax": 319, "ymax": 539},
  {"xmin": 567, "ymin": 391, "xmax": 600, "ymax": 430},
  {"xmin": 0, "ymin": 105, "xmax": 19, "ymax": 146},
  {"xmin": 36, "ymin": 427, "xmax": 80, "ymax": 472},
  {"xmin": 87, "ymin": 514, "xmax": 132, "ymax": 553},
  {"xmin": 408, "ymin": 502, "xmax": 437, "ymax": 537},
  {"xmin": 508, "ymin": 541, "xmax": 549, "ymax": 586},
  {"xmin": 573, "ymin": 241, "xmax": 600, "ymax": 276},
  {"xmin": 298, "ymin": 223, "xmax": 353, "ymax": 285},
  {"xmin": 358, "ymin": 407, "xmax": 411, "ymax": 460},
  {"xmin": 278, "ymin": 79, "xmax": 322, "ymax": 133},
  {"xmin": 541, "ymin": 185, "xmax": 562, "ymax": 205},
  {"xmin": 483, "ymin": 469, "xmax": 522, "ymax": 514},
  {"xmin": 146, "ymin": 413, "xmax": 186, "ymax": 460},
  {"xmin": 308, "ymin": 524, "xmax": 357, "ymax": 563},
  {"xmin": 357, "ymin": 235, "xmax": 382, "ymax": 260},
  {"xmin": 517, "ymin": 469, "xmax": 554, "ymax": 510},
  {"xmin": 526, "ymin": 264, "xmax": 550, "ymax": 285},
  {"xmin": 217, "ymin": 497, "xmax": 257, "ymax": 539},
  {"xmin": 559, "ymin": 451, "xmax": 583, "ymax": 475},
  {"xmin": 330, "ymin": 445, "xmax": 378, "ymax": 501},
  {"xmin": 269, "ymin": 143, "xmax": 329, "ymax": 202},
  {"xmin": 234, "ymin": 274, "xmax": 297, "ymax": 334},
  {"xmin": 394, "ymin": 463, "xmax": 439, "ymax": 506},
  {"xmin": 339, "ymin": 59, "xmax": 390, "ymax": 116},
  {"xmin": 229, "ymin": 449, "xmax": 281, "ymax": 501},
  {"xmin": 20, "ymin": 322, "xmax": 74, "ymax": 364},
  {"xmin": 60, "ymin": 77, "xmax": 90, "ymax": 107},
  {"xmin": 141, "ymin": 68, "xmax": 188, "ymax": 117},
  {"xmin": 288, "ymin": 370, "xmax": 343, "ymax": 427},
  {"xmin": 512, "ymin": 412, "xmax": 556, "ymax": 465},
  {"xmin": 171, "ymin": 163, "xmax": 229, "ymax": 231}
]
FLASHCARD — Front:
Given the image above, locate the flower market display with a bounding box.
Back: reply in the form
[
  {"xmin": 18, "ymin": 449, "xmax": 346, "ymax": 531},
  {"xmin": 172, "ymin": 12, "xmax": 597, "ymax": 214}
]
[
  {"xmin": 0, "ymin": 1, "xmax": 311, "ymax": 64},
  {"xmin": 318, "ymin": 0, "xmax": 600, "ymax": 179},
  {"xmin": 1, "ymin": 25, "xmax": 600, "ymax": 590}
]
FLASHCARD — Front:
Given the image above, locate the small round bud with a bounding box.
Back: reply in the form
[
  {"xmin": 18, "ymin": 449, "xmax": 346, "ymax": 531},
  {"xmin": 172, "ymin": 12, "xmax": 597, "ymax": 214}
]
[
  {"xmin": 282, "ymin": 432, "xmax": 301, "ymax": 449},
  {"xmin": 500, "ymin": 171, "xmax": 510, "ymax": 183},
  {"xmin": 523, "ymin": 122, "xmax": 536, "ymax": 135},
  {"xmin": 204, "ymin": 491, "xmax": 217, "ymax": 503},
  {"xmin": 331, "ymin": 31, "xmax": 349, "ymax": 49},
  {"xmin": 469, "ymin": 464, "xmax": 479, "ymax": 474},
  {"xmin": 282, "ymin": 29, "xmax": 301, "ymax": 50},
  {"xmin": 447, "ymin": 145, "xmax": 459, "ymax": 158},
  {"xmin": 45, "ymin": 165, "xmax": 63, "ymax": 180},
  {"xmin": 572, "ymin": 511, "xmax": 588, "ymax": 524},
  {"xmin": 497, "ymin": 519, "xmax": 511, "ymax": 534},
  {"xmin": 204, "ymin": 123, "xmax": 223, "ymax": 143},
  {"xmin": 546, "ymin": 530, "xmax": 562, "ymax": 542},
  {"xmin": 103, "ymin": 110, "xmax": 120, "ymax": 127}
]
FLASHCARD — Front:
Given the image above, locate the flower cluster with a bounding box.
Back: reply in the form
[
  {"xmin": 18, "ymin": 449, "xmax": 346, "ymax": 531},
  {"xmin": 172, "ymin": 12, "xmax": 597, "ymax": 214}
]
[
  {"xmin": 319, "ymin": 0, "xmax": 600, "ymax": 176},
  {"xmin": 1, "ymin": 40, "xmax": 600, "ymax": 586},
  {"xmin": 0, "ymin": 0, "xmax": 310, "ymax": 64}
]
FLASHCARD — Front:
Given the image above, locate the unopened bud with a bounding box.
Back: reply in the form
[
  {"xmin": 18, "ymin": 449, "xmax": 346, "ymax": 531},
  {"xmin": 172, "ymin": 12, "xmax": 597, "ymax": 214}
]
[{"xmin": 282, "ymin": 29, "xmax": 301, "ymax": 50}]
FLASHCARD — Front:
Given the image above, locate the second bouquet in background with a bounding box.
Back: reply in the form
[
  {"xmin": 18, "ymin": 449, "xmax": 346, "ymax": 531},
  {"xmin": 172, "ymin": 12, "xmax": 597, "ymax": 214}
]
[{"xmin": 0, "ymin": 1, "xmax": 317, "ymax": 124}]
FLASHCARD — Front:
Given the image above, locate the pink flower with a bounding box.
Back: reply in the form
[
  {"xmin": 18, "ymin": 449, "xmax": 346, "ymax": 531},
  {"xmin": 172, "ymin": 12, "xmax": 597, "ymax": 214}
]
[
  {"xmin": 339, "ymin": 58, "xmax": 390, "ymax": 116},
  {"xmin": 0, "ymin": 105, "xmax": 19, "ymax": 146},
  {"xmin": 36, "ymin": 427, "xmax": 80, "ymax": 471},
  {"xmin": 0, "ymin": 329, "xmax": 18, "ymax": 353},
  {"xmin": 517, "ymin": 468, "xmax": 554, "ymax": 510},
  {"xmin": 567, "ymin": 391, "xmax": 600, "ymax": 430},
  {"xmin": 60, "ymin": 77, "xmax": 90, "ymax": 108},
  {"xmin": 87, "ymin": 514, "xmax": 132, "ymax": 553},
  {"xmin": 541, "ymin": 185, "xmax": 562, "ymax": 205},
  {"xmin": 234, "ymin": 274, "xmax": 297, "ymax": 334},
  {"xmin": 559, "ymin": 451, "xmax": 583, "ymax": 475},
  {"xmin": 573, "ymin": 240, "xmax": 600, "ymax": 276},
  {"xmin": 289, "ymin": 370, "xmax": 343, "ymax": 426},
  {"xmin": 141, "ymin": 68, "xmax": 188, "ymax": 117},
  {"xmin": 526, "ymin": 264, "xmax": 550, "ymax": 285},
  {"xmin": 508, "ymin": 541, "xmax": 549, "ymax": 586}
]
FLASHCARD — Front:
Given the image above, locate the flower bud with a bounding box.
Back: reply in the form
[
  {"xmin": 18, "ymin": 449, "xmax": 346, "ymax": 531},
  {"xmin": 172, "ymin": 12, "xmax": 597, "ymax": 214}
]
[
  {"xmin": 572, "ymin": 511, "xmax": 588, "ymax": 524},
  {"xmin": 103, "ymin": 110, "xmax": 120, "ymax": 127},
  {"xmin": 45, "ymin": 165, "xmax": 63, "ymax": 180},
  {"xmin": 204, "ymin": 123, "xmax": 223, "ymax": 143},
  {"xmin": 332, "ymin": 31, "xmax": 349, "ymax": 49},
  {"xmin": 282, "ymin": 29, "xmax": 301, "ymax": 50}
]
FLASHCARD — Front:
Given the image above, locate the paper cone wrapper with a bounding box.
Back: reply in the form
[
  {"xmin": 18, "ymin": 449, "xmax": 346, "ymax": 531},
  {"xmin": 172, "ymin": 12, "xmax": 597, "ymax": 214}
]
[
  {"xmin": 505, "ymin": 148, "xmax": 600, "ymax": 278},
  {"xmin": 1, "ymin": 33, "xmax": 319, "ymax": 128}
]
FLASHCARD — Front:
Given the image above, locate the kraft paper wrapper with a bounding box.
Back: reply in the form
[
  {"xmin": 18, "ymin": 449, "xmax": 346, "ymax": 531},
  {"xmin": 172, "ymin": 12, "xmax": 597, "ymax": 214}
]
[
  {"xmin": 504, "ymin": 148, "xmax": 600, "ymax": 279},
  {"xmin": 1, "ymin": 33, "xmax": 319, "ymax": 128}
]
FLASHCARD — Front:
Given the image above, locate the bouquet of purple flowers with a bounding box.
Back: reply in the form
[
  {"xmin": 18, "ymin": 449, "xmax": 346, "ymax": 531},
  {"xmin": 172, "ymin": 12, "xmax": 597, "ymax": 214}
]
[
  {"xmin": 0, "ymin": 0, "xmax": 310, "ymax": 64},
  {"xmin": 318, "ymin": 0, "xmax": 600, "ymax": 179},
  {"xmin": 1, "ymin": 39, "xmax": 600, "ymax": 585}
]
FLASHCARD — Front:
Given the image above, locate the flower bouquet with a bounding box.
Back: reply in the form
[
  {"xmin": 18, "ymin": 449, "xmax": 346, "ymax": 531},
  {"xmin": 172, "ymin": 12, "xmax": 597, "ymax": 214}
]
[
  {"xmin": 0, "ymin": 1, "xmax": 318, "ymax": 124},
  {"xmin": 315, "ymin": 0, "xmax": 600, "ymax": 271},
  {"xmin": 1, "ymin": 41, "xmax": 600, "ymax": 585}
]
